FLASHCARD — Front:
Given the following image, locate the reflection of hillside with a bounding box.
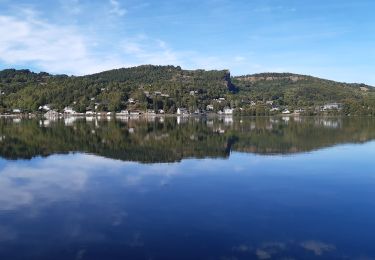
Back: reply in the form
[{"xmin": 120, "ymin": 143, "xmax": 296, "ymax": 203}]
[
  {"xmin": 231, "ymin": 117, "xmax": 375, "ymax": 154},
  {"xmin": 0, "ymin": 117, "xmax": 375, "ymax": 162}
]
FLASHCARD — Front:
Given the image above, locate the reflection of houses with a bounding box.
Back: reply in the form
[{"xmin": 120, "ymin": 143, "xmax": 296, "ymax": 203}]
[
  {"xmin": 147, "ymin": 110, "xmax": 156, "ymax": 115},
  {"xmin": 224, "ymin": 108, "xmax": 234, "ymax": 115},
  {"xmin": 44, "ymin": 110, "xmax": 59, "ymax": 119},
  {"xmin": 214, "ymin": 127, "xmax": 225, "ymax": 134},
  {"xmin": 315, "ymin": 118, "xmax": 341, "ymax": 129},
  {"xmin": 116, "ymin": 110, "xmax": 129, "ymax": 116},
  {"xmin": 39, "ymin": 120, "xmax": 50, "ymax": 127},
  {"xmin": 64, "ymin": 117, "xmax": 76, "ymax": 126},
  {"xmin": 177, "ymin": 116, "xmax": 189, "ymax": 125},
  {"xmin": 86, "ymin": 111, "xmax": 95, "ymax": 116}
]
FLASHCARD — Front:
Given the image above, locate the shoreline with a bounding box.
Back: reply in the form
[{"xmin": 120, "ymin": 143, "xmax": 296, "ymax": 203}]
[{"xmin": 0, "ymin": 113, "xmax": 369, "ymax": 119}]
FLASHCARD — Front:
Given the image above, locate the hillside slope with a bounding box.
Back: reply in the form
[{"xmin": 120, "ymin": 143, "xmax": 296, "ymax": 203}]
[
  {"xmin": 233, "ymin": 73, "xmax": 374, "ymax": 105},
  {"xmin": 0, "ymin": 66, "xmax": 374, "ymax": 115},
  {"xmin": 0, "ymin": 66, "xmax": 231, "ymax": 113}
]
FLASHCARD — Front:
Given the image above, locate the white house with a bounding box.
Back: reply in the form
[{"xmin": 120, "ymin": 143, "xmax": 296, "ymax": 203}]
[
  {"xmin": 85, "ymin": 111, "xmax": 95, "ymax": 116},
  {"xmin": 282, "ymin": 109, "xmax": 291, "ymax": 114},
  {"xmin": 117, "ymin": 110, "xmax": 129, "ymax": 115},
  {"xmin": 206, "ymin": 104, "xmax": 214, "ymax": 111},
  {"xmin": 38, "ymin": 104, "xmax": 51, "ymax": 111},
  {"xmin": 129, "ymin": 111, "xmax": 142, "ymax": 115},
  {"xmin": 294, "ymin": 108, "xmax": 305, "ymax": 113},
  {"xmin": 177, "ymin": 108, "xmax": 189, "ymax": 115},
  {"xmin": 322, "ymin": 103, "xmax": 342, "ymax": 111},
  {"xmin": 12, "ymin": 109, "xmax": 21, "ymax": 113},
  {"xmin": 128, "ymin": 98, "xmax": 136, "ymax": 104},
  {"xmin": 63, "ymin": 107, "xmax": 76, "ymax": 114}
]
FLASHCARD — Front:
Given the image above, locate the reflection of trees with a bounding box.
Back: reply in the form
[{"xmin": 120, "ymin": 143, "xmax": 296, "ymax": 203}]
[{"xmin": 0, "ymin": 117, "xmax": 375, "ymax": 163}]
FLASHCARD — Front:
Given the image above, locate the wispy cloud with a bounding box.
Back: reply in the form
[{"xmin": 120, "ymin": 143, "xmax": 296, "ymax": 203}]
[
  {"xmin": 109, "ymin": 0, "xmax": 127, "ymax": 16},
  {"xmin": 121, "ymin": 36, "xmax": 181, "ymax": 66},
  {"xmin": 0, "ymin": 9, "xmax": 124, "ymax": 75}
]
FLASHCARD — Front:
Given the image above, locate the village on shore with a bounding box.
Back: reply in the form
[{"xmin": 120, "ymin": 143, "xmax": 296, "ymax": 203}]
[{"xmin": 1, "ymin": 95, "xmax": 343, "ymax": 119}]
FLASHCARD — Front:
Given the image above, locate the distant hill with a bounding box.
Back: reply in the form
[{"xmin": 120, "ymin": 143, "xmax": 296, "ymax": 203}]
[
  {"xmin": 234, "ymin": 73, "xmax": 373, "ymax": 104},
  {"xmin": 0, "ymin": 66, "xmax": 374, "ymax": 115}
]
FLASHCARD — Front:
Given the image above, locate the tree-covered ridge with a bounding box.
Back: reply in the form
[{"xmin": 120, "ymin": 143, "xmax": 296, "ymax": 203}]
[
  {"xmin": 0, "ymin": 65, "xmax": 375, "ymax": 115},
  {"xmin": 1, "ymin": 117, "xmax": 375, "ymax": 163},
  {"xmin": 233, "ymin": 73, "xmax": 375, "ymax": 115},
  {"xmin": 0, "ymin": 66, "xmax": 232, "ymax": 113}
]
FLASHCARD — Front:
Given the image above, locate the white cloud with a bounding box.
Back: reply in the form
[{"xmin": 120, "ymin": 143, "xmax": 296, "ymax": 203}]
[
  {"xmin": 109, "ymin": 0, "xmax": 127, "ymax": 16},
  {"xmin": 120, "ymin": 36, "xmax": 182, "ymax": 66},
  {"xmin": 234, "ymin": 56, "xmax": 246, "ymax": 62},
  {"xmin": 0, "ymin": 7, "xmax": 263, "ymax": 76},
  {"xmin": 0, "ymin": 10, "xmax": 124, "ymax": 75}
]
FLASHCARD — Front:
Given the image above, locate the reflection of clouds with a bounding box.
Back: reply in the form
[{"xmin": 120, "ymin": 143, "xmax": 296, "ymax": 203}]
[
  {"xmin": 111, "ymin": 211, "xmax": 128, "ymax": 226},
  {"xmin": 127, "ymin": 232, "xmax": 144, "ymax": 247},
  {"xmin": 300, "ymin": 240, "xmax": 335, "ymax": 256},
  {"xmin": 256, "ymin": 241, "xmax": 286, "ymax": 259},
  {"xmin": 261, "ymin": 242, "xmax": 286, "ymax": 250},
  {"xmin": 232, "ymin": 244, "xmax": 251, "ymax": 252},
  {"xmin": 233, "ymin": 240, "xmax": 336, "ymax": 259},
  {"xmin": 356, "ymin": 256, "xmax": 375, "ymax": 260},
  {"xmin": 75, "ymin": 249, "xmax": 86, "ymax": 260},
  {"xmin": 0, "ymin": 154, "xmax": 127, "ymax": 210},
  {"xmin": 0, "ymin": 153, "xmax": 198, "ymax": 211},
  {"xmin": 0, "ymin": 225, "xmax": 17, "ymax": 242},
  {"xmin": 256, "ymin": 249, "xmax": 271, "ymax": 259}
]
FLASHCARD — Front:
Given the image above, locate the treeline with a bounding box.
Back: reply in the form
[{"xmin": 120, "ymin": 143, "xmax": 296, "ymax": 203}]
[{"xmin": 0, "ymin": 66, "xmax": 375, "ymax": 115}]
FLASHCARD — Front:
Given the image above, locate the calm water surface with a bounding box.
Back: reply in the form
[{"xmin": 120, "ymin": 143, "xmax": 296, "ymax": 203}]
[{"xmin": 0, "ymin": 116, "xmax": 374, "ymax": 259}]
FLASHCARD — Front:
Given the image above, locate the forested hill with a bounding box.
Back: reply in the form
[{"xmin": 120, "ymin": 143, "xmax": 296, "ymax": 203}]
[
  {"xmin": 234, "ymin": 73, "xmax": 374, "ymax": 103},
  {"xmin": 0, "ymin": 66, "xmax": 232, "ymax": 113},
  {"xmin": 0, "ymin": 65, "xmax": 374, "ymax": 115}
]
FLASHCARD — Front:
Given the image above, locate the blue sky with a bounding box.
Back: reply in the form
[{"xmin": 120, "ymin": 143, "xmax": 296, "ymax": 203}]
[{"xmin": 0, "ymin": 0, "xmax": 374, "ymax": 84}]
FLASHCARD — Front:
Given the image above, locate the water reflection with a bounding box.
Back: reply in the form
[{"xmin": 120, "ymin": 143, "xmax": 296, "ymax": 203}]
[
  {"xmin": 1, "ymin": 116, "xmax": 375, "ymax": 162},
  {"xmin": 0, "ymin": 117, "xmax": 375, "ymax": 259}
]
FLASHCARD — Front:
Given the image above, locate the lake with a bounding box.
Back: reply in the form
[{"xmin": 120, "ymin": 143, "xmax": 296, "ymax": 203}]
[{"xmin": 0, "ymin": 116, "xmax": 375, "ymax": 259}]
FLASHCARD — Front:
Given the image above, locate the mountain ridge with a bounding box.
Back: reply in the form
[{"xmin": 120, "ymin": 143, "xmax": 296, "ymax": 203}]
[{"xmin": 0, "ymin": 65, "xmax": 374, "ymax": 115}]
